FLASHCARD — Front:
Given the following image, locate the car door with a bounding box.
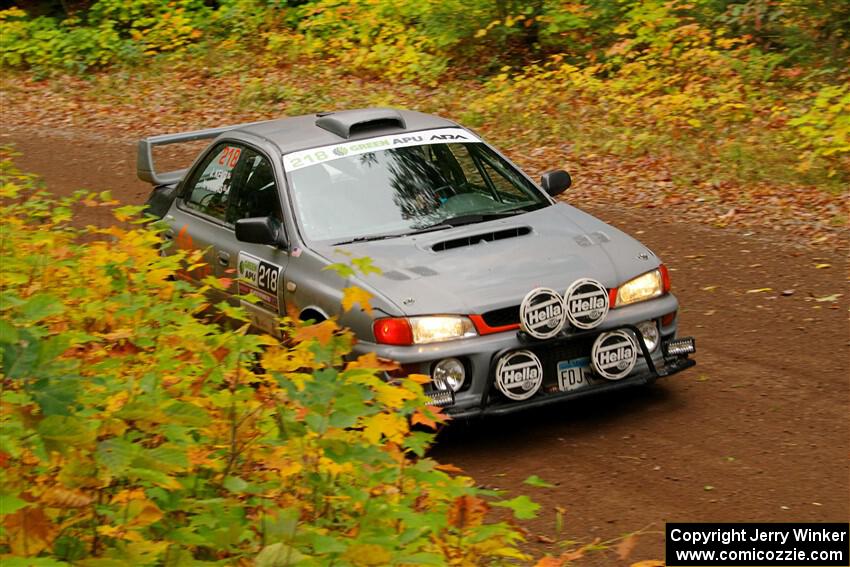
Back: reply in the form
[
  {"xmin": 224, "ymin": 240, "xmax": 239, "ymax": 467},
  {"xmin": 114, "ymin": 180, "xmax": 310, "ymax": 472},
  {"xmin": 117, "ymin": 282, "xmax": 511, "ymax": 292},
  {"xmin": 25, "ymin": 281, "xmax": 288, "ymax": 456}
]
[
  {"xmin": 166, "ymin": 141, "xmax": 244, "ymax": 302},
  {"xmin": 216, "ymin": 146, "xmax": 290, "ymax": 337}
]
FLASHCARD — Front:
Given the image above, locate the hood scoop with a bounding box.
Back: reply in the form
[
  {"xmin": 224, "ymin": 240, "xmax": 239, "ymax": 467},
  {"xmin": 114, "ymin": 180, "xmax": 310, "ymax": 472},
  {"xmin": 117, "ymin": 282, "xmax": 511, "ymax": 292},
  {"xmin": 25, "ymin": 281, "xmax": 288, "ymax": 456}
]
[{"xmin": 431, "ymin": 226, "xmax": 531, "ymax": 252}]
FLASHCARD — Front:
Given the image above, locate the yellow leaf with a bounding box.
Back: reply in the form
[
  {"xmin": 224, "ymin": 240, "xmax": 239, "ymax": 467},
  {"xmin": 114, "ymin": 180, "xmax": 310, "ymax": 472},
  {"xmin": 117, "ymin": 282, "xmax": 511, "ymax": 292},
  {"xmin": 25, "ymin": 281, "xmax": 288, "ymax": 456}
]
[
  {"xmin": 363, "ymin": 412, "xmax": 408, "ymax": 444},
  {"xmin": 343, "ymin": 543, "xmax": 392, "ymax": 566},
  {"xmin": 375, "ymin": 382, "xmax": 417, "ymax": 409},
  {"xmin": 630, "ymin": 561, "xmax": 665, "ymax": 567},
  {"xmin": 342, "ymin": 286, "xmax": 374, "ymax": 314},
  {"xmin": 746, "ymin": 287, "xmax": 773, "ymax": 293},
  {"xmin": 347, "ymin": 352, "xmax": 399, "ymax": 371},
  {"xmin": 127, "ymin": 499, "xmax": 163, "ymax": 526},
  {"xmin": 814, "ymin": 263, "xmax": 831, "ymax": 269}
]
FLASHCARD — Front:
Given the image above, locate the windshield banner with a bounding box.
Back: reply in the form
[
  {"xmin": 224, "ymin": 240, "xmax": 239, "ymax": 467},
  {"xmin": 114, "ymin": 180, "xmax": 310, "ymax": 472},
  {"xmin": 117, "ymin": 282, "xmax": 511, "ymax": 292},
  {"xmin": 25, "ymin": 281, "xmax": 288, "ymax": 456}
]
[{"xmin": 282, "ymin": 127, "xmax": 482, "ymax": 172}]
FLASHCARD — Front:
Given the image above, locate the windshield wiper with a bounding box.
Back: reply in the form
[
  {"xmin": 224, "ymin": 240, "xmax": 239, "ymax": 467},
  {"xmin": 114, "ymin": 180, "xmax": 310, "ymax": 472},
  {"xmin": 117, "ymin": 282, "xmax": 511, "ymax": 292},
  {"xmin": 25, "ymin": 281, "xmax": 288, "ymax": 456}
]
[
  {"xmin": 424, "ymin": 209, "xmax": 527, "ymax": 229},
  {"xmin": 332, "ymin": 224, "xmax": 453, "ymax": 246}
]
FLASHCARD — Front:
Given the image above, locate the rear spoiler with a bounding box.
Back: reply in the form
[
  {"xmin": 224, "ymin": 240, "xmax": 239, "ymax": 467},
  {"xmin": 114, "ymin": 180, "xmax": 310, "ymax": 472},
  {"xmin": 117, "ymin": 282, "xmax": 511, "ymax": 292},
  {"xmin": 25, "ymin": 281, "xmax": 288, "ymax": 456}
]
[{"xmin": 137, "ymin": 121, "xmax": 269, "ymax": 186}]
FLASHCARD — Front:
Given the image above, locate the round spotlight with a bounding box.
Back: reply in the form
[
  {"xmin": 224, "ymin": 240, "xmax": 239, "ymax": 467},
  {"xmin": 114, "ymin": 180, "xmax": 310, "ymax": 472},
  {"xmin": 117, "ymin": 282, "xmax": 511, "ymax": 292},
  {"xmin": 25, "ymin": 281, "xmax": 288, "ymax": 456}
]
[
  {"xmin": 432, "ymin": 358, "xmax": 466, "ymax": 392},
  {"xmin": 637, "ymin": 320, "xmax": 660, "ymax": 352}
]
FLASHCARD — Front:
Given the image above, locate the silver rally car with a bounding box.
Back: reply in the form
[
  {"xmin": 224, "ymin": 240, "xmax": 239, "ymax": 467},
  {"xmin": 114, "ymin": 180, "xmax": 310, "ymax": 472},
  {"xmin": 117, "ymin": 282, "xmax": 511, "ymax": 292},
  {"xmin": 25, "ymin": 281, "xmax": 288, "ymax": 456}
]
[{"xmin": 140, "ymin": 108, "xmax": 695, "ymax": 418}]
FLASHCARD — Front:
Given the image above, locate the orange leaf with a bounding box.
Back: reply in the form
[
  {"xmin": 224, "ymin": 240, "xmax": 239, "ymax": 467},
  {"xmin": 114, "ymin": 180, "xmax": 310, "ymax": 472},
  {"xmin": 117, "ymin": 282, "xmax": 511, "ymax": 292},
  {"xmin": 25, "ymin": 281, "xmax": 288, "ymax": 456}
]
[
  {"xmin": 3, "ymin": 507, "xmax": 57, "ymax": 556},
  {"xmin": 630, "ymin": 561, "xmax": 665, "ymax": 567},
  {"xmin": 411, "ymin": 409, "xmax": 437, "ymax": 430},
  {"xmin": 447, "ymin": 495, "xmax": 489, "ymax": 529},
  {"xmin": 407, "ymin": 373, "xmax": 431, "ymax": 384},
  {"xmin": 534, "ymin": 557, "xmax": 564, "ymax": 567},
  {"xmin": 41, "ymin": 487, "xmax": 93, "ymax": 509},
  {"xmin": 292, "ymin": 319, "xmax": 338, "ymax": 346},
  {"xmin": 435, "ymin": 462, "xmax": 464, "ymax": 474},
  {"xmin": 617, "ymin": 534, "xmax": 639, "ymax": 560}
]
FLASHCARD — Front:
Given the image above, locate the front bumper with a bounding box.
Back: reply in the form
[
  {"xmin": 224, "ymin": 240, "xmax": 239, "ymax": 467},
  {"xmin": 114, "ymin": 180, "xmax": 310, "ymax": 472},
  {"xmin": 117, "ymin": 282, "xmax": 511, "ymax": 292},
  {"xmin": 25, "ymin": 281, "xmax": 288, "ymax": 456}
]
[
  {"xmin": 354, "ymin": 294, "xmax": 694, "ymax": 419},
  {"xmin": 446, "ymin": 330, "xmax": 694, "ymax": 418}
]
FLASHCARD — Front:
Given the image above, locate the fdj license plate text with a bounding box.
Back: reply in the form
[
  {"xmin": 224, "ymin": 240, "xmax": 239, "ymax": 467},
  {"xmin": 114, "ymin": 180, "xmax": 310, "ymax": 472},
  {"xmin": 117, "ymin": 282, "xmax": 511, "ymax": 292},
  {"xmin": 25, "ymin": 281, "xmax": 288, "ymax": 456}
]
[{"xmin": 557, "ymin": 357, "xmax": 593, "ymax": 392}]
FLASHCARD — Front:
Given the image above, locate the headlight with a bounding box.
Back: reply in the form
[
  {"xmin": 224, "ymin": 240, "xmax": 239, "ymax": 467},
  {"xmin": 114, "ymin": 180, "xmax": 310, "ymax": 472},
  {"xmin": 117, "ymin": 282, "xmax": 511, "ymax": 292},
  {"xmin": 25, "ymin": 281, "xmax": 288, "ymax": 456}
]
[
  {"xmin": 373, "ymin": 316, "xmax": 477, "ymax": 345},
  {"xmin": 410, "ymin": 316, "xmax": 477, "ymax": 344},
  {"xmin": 616, "ymin": 269, "xmax": 665, "ymax": 307}
]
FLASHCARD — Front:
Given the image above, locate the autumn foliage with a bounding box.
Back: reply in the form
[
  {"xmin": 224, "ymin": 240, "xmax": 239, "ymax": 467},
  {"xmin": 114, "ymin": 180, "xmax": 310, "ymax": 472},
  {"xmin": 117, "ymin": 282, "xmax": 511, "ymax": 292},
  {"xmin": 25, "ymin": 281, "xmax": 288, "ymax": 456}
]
[{"xmin": 0, "ymin": 154, "xmax": 538, "ymax": 564}]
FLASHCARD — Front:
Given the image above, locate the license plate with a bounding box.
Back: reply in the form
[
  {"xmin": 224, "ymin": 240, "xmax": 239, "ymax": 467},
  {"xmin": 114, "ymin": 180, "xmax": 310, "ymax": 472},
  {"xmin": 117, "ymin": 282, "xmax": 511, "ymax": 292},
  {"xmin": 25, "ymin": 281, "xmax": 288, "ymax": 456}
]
[{"xmin": 557, "ymin": 357, "xmax": 594, "ymax": 392}]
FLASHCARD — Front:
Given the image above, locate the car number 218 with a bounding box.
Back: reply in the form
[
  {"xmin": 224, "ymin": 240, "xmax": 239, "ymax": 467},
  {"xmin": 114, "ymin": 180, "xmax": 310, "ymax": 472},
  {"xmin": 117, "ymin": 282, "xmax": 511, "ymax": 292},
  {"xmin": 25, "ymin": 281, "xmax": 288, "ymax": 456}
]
[{"xmin": 257, "ymin": 263, "xmax": 279, "ymax": 294}]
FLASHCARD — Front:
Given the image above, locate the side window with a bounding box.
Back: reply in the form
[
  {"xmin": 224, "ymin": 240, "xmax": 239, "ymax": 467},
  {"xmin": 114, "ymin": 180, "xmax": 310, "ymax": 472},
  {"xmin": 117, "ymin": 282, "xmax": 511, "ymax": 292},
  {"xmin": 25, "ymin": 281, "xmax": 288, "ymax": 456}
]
[
  {"xmin": 184, "ymin": 143, "xmax": 243, "ymax": 221},
  {"xmin": 229, "ymin": 148, "xmax": 282, "ymax": 223}
]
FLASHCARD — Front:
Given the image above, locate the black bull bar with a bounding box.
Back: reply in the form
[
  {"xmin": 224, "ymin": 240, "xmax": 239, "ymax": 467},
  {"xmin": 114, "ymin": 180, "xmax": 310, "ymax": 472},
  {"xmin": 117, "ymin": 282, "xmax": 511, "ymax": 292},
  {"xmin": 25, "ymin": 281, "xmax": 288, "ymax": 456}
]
[{"xmin": 442, "ymin": 324, "xmax": 696, "ymax": 418}]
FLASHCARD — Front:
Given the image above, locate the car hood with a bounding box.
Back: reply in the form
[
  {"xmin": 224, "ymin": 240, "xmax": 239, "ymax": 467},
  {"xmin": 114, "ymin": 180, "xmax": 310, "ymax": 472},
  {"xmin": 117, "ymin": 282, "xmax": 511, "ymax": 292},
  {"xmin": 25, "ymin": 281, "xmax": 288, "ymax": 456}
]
[{"xmin": 317, "ymin": 203, "xmax": 660, "ymax": 316}]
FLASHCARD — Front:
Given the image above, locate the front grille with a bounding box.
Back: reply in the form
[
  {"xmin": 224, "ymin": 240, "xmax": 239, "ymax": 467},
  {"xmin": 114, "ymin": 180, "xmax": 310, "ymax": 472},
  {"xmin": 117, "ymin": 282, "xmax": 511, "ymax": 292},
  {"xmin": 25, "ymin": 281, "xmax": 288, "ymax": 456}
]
[
  {"xmin": 481, "ymin": 305, "xmax": 520, "ymax": 327},
  {"xmin": 529, "ymin": 338, "xmax": 594, "ymax": 385}
]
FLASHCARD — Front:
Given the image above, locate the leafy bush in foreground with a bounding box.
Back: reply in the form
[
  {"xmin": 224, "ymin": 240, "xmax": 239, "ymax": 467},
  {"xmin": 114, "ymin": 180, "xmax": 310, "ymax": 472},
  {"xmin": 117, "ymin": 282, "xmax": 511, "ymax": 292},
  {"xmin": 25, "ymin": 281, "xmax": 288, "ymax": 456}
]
[{"xmin": 0, "ymin": 154, "xmax": 533, "ymax": 565}]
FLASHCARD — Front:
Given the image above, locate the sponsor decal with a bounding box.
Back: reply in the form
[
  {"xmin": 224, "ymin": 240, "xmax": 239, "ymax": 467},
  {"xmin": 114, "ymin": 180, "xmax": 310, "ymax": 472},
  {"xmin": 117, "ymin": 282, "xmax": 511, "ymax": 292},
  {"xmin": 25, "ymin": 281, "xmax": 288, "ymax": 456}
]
[
  {"xmin": 564, "ymin": 278, "xmax": 609, "ymax": 329},
  {"xmin": 519, "ymin": 287, "xmax": 567, "ymax": 340},
  {"xmin": 237, "ymin": 251, "xmax": 282, "ymax": 312},
  {"xmin": 283, "ymin": 127, "xmax": 482, "ymax": 172},
  {"xmin": 495, "ymin": 350, "xmax": 544, "ymax": 401},
  {"xmin": 591, "ymin": 330, "xmax": 638, "ymax": 380}
]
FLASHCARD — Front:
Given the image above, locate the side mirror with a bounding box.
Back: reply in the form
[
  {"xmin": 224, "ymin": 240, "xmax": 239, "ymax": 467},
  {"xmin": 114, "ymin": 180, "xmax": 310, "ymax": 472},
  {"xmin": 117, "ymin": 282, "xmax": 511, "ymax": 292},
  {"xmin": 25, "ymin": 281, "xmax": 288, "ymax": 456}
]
[
  {"xmin": 235, "ymin": 216, "xmax": 286, "ymax": 247},
  {"xmin": 540, "ymin": 169, "xmax": 572, "ymax": 197}
]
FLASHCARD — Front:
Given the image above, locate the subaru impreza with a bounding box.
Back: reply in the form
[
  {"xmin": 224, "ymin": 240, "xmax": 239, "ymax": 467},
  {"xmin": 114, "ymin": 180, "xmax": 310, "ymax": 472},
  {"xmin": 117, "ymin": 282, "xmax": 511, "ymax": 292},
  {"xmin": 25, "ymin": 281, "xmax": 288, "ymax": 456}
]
[{"xmin": 141, "ymin": 108, "xmax": 695, "ymax": 417}]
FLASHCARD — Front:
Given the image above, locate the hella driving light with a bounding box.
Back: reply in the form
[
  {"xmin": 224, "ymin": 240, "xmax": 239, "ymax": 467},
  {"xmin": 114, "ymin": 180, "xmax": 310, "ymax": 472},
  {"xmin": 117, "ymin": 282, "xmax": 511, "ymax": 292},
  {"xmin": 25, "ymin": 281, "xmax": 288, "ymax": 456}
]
[
  {"xmin": 636, "ymin": 320, "xmax": 660, "ymax": 352},
  {"xmin": 616, "ymin": 269, "xmax": 665, "ymax": 306},
  {"xmin": 432, "ymin": 358, "xmax": 466, "ymax": 392}
]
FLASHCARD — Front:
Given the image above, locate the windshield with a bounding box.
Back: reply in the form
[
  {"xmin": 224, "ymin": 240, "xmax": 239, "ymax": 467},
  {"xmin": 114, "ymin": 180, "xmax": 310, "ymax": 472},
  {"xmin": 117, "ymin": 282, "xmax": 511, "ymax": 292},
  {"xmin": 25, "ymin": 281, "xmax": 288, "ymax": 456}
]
[{"xmin": 285, "ymin": 131, "xmax": 549, "ymax": 243}]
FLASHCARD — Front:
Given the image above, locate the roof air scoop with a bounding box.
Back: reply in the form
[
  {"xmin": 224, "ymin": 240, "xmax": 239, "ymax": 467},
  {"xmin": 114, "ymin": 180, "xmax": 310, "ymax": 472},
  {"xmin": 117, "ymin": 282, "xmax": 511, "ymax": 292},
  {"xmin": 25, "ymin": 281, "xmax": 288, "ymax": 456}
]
[{"xmin": 315, "ymin": 108, "xmax": 407, "ymax": 139}]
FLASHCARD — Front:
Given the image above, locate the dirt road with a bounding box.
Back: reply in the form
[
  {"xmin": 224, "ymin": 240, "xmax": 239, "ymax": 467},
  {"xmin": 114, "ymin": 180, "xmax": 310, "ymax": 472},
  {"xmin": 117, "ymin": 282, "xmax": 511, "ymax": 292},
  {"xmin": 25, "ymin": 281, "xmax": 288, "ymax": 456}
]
[{"xmin": 4, "ymin": 127, "xmax": 848, "ymax": 564}]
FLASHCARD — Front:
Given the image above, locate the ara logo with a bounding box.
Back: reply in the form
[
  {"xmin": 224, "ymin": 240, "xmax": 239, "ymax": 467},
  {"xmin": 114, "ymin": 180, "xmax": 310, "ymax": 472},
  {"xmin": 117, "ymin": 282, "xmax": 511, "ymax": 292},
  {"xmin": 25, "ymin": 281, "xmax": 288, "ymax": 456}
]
[
  {"xmin": 429, "ymin": 133, "xmax": 467, "ymax": 141},
  {"xmin": 591, "ymin": 330, "xmax": 638, "ymax": 380},
  {"xmin": 333, "ymin": 146, "xmax": 349, "ymax": 156},
  {"xmin": 495, "ymin": 350, "xmax": 543, "ymax": 401},
  {"xmin": 519, "ymin": 287, "xmax": 567, "ymax": 340},
  {"xmin": 564, "ymin": 278, "xmax": 609, "ymax": 329}
]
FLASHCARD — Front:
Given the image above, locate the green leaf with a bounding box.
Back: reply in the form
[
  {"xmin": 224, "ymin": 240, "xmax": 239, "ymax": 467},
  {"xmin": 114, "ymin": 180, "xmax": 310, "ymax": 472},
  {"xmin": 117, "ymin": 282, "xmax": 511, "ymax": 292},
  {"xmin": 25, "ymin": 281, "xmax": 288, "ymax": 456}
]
[
  {"xmin": 96, "ymin": 438, "xmax": 138, "ymax": 474},
  {"xmin": 256, "ymin": 542, "xmax": 306, "ymax": 567},
  {"xmin": 32, "ymin": 376, "xmax": 80, "ymax": 416},
  {"xmin": 0, "ymin": 493, "xmax": 28, "ymax": 516},
  {"xmin": 309, "ymin": 533, "xmax": 347, "ymax": 554},
  {"xmin": 163, "ymin": 401, "xmax": 209, "ymax": 426},
  {"xmin": 523, "ymin": 474, "xmax": 555, "ymax": 488},
  {"xmin": 2, "ymin": 558, "xmax": 71, "ymax": 566},
  {"xmin": 20, "ymin": 294, "xmax": 64, "ymax": 322},
  {"xmin": 0, "ymin": 319, "xmax": 19, "ymax": 344},
  {"xmin": 223, "ymin": 476, "xmax": 248, "ymax": 493},
  {"xmin": 492, "ymin": 495, "xmax": 540, "ymax": 520},
  {"xmin": 38, "ymin": 415, "xmax": 96, "ymax": 449}
]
